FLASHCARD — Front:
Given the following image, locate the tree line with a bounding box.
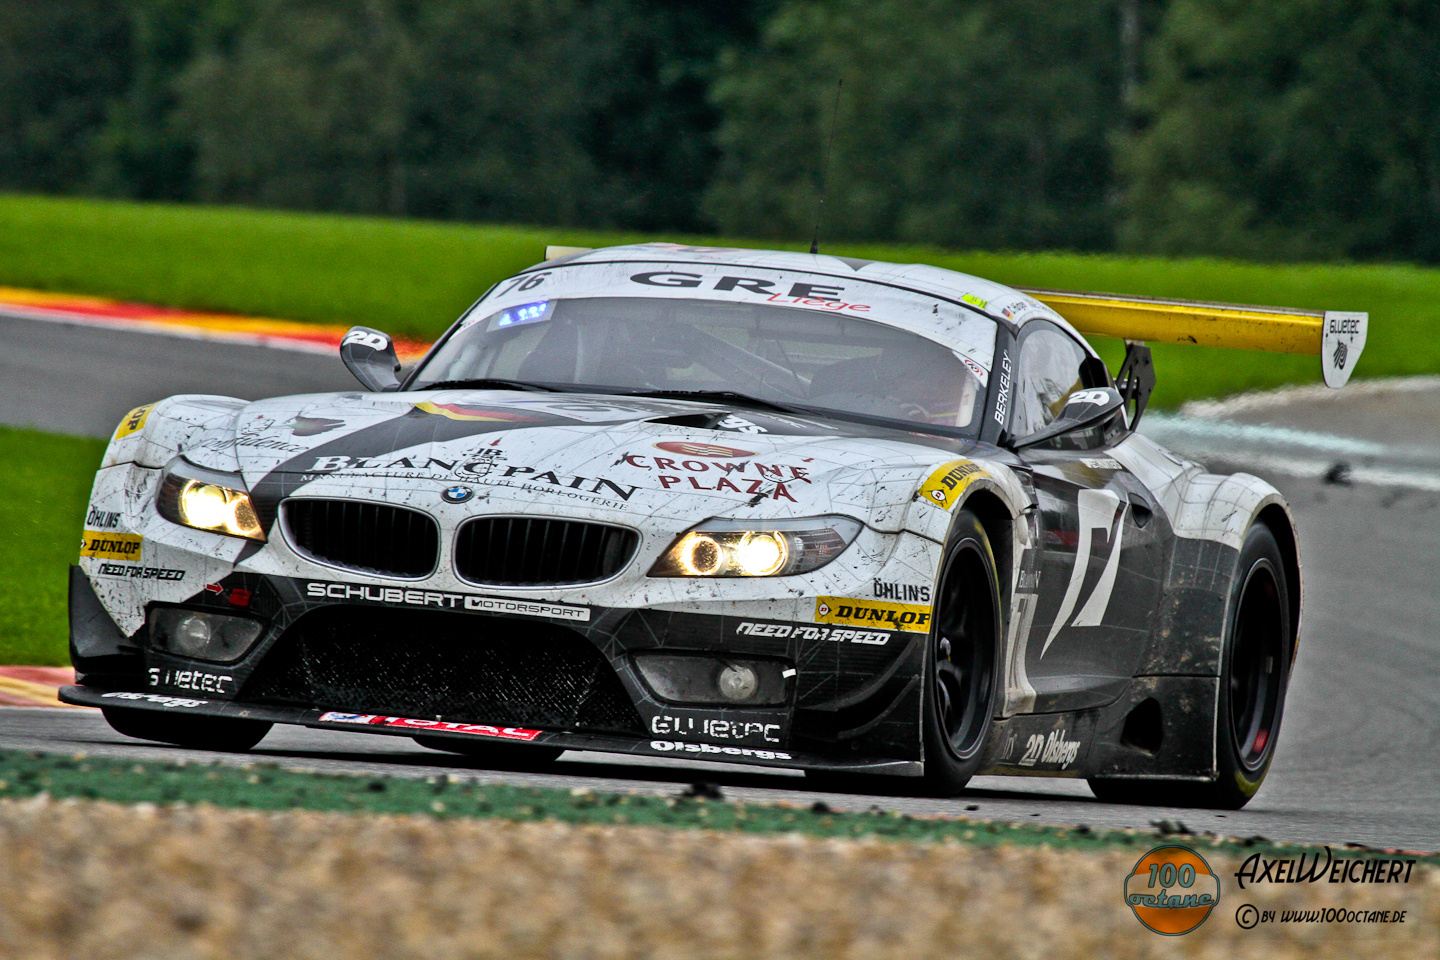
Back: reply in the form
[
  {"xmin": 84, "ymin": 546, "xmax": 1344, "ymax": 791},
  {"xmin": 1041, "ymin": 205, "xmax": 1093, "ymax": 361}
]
[{"xmin": 4, "ymin": 0, "xmax": 1438, "ymax": 262}]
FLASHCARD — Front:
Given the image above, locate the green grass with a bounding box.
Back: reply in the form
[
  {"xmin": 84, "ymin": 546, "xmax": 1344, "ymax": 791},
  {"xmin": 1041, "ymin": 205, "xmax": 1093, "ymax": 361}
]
[
  {"xmin": 0, "ymin": 427, "xmax": 106, "ymax": 665},
  {"xmin": 3, "ymin": 193, "xmax": 1439, "ymax": 406},
  {"xmin": 2, "ymin": 748, "xmax": 1423, "ymax": 859}
]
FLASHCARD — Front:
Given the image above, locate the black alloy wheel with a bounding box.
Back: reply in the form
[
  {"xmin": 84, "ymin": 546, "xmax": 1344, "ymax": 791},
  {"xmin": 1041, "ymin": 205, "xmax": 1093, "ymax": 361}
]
[{"xmin": 920, "ymin": 508, "xmax": 1001, "ymax": 795}]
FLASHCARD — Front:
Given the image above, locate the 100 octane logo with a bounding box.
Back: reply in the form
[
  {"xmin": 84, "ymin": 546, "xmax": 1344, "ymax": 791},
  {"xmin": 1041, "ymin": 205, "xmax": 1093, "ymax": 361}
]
[{"xmin": 1124, "ymin": 845, "xmax": 1220, "ymax": 935}]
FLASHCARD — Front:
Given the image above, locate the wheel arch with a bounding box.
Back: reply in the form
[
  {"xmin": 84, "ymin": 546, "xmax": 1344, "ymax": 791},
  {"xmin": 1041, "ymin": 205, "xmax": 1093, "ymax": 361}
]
[
  {"xmin": 955, "ymin": 488, "xmax": 1014, "ymax": 610},
  {"xmin": 1255, "ymin": 502, "xmax": 1302, "ymax": 660}
]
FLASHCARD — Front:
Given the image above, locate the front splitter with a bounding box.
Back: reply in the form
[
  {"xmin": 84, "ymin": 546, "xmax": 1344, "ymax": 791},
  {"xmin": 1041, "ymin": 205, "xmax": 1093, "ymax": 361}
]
[{"xmin": 60, "ymin": 685, "xmax": 923, "ymax": 777}]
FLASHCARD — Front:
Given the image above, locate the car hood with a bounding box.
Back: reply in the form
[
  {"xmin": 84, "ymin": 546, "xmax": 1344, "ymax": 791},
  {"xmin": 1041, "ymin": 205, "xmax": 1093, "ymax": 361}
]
[{"xmin": 207, "ymin": 390, "xmax": 990, "ymax": 528}]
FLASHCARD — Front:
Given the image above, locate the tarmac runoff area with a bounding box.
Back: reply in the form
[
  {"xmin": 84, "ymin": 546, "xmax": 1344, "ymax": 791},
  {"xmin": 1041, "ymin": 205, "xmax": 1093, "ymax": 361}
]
[{"xmin": 3, "ymin": 303, "xmax": 1440, "ymax": 923}]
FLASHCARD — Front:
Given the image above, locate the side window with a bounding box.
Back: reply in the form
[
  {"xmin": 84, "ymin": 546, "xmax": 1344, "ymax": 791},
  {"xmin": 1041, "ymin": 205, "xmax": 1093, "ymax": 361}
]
[{"xmin": 1011, "ymin": 324, "xmax": 1088, "ymax": 439}]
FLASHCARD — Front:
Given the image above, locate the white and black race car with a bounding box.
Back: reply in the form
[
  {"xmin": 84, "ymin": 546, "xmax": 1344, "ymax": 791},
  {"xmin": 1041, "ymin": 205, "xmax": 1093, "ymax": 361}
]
[{"xmin": 62, "ymin": 243, "xmax": 1368, "ymax": 808}]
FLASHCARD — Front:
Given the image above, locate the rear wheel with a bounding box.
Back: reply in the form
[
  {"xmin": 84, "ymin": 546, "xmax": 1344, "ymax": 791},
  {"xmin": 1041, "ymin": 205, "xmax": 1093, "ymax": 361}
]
[
  {"xmin": 412, "ymin": 736, "xmax": 564, "ymax": 767},
  {"xmin": 918, "ymin": 508, "xmax": 1002, "ymax": 796},
  {"xmin": 102, "ymin": 707, "xmax": 272, "ymax": 752},
  {"xmin": 1089, "ymin": 522, "xmax": 1292, "ymax": 809}
]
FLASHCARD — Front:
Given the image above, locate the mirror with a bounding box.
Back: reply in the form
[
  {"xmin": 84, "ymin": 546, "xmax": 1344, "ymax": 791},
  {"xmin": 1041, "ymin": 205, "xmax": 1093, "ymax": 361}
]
[
  {"xmin": 340, "ymin": 326, "xmax": 401, "ymax": 392},
  {"xmin": 1011, "ymin": 386, "xmax": 1125, "ymax": 451}
]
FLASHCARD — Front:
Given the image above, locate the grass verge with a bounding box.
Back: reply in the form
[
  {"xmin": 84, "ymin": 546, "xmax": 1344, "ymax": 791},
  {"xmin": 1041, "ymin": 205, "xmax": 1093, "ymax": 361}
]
[
  {"xmin": 3, "ymin": 193, "xmax": 1439, "ymax": 406},
  {"xmin": 0, "ymin": 748, "xmax": 1427, "ymax": 861},
  {"xmin": 0, "ymin": 427, "xmax": 106, "ymax": 665}
]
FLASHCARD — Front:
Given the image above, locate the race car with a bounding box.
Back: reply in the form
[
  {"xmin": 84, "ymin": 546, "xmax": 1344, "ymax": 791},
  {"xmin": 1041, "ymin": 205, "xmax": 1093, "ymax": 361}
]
[{"xmin": 61, "ymin": 243, "xmax": 1368, "ymax": 808}]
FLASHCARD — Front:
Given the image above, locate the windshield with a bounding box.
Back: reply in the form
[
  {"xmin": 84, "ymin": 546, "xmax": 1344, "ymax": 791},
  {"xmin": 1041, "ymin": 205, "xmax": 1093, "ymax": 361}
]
[{"xmin": 414, "ymin": 296, "xmax": 987, "ymax": 433}]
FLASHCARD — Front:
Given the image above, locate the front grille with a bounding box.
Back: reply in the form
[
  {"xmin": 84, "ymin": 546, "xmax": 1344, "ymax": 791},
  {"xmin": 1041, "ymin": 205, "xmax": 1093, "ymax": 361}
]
[
  {"xmin": 284, "ymin": 499, "xmax": 439, "ymax": 578},
  {"xmin": 242, "ymin": 607, "xmax": 644, "ymax": 735},
  {"xmin": 455, "ymin": 517, "xmax": 638, "ymax": 586}
]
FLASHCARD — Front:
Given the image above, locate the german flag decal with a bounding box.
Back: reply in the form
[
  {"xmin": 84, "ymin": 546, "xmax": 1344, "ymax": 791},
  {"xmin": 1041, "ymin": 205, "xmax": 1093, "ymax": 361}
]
[{"xmin": 413, "ymin": 402, "xmax": 541, "ymax": 422}]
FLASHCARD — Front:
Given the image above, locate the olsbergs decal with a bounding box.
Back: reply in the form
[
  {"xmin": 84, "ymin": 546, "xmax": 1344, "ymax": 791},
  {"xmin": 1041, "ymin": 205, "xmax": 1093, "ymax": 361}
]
[{"xmin": 304, "ymin": 580, "xmax": 591, "ymax": 622}]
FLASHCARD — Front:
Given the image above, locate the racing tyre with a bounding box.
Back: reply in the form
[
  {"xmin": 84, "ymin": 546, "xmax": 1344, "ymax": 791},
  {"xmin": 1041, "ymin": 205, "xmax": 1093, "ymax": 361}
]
[
  {"xmin": 101, "ymin": 706, "xmax": 272, "ymax": 752},
  {"xmin": 412, "ymin": 736, "xmax": 564, "ymax": 767},
  {"xmin": 918, "ymin": 508, "xmax": 1002, "ymax": 796},
  {"xmin": 1089, "ymin": 522, "xmax": 1293, "ymax": 810}
]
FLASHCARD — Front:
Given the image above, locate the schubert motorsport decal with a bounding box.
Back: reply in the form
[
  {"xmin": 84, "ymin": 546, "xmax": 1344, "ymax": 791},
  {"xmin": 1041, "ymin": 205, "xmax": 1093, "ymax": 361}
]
[
  {"xmin": 318, "ymin": 713, "xmax": 544, "ymax": 741},
  {"xmin": 1123, "ymin": 846, "xmax": 1220, "ymax": 936},
  {"xmin": 305, "ymin": 580, "xmax": 591, "ymax": 622},
  {"xmin": 114, "ymin": 404, "xmax": 153, "ymax": 440},
  {"xmin": 814, "ymin": 597, "xmax": 932, "ymax": 634},
  {"xmin": 918, "ymin": 459, "xmax": 988, "ymax": 510},
  {"xmin": 80, "ymin": 531, "xmax": 142, "ymax": 561}
]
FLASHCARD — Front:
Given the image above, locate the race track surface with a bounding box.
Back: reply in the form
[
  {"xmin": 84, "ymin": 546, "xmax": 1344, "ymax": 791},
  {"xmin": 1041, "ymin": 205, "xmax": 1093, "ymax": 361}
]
[{"xmin": 5, "ymin": 312, "xmax": 1438, "ymax": 850}]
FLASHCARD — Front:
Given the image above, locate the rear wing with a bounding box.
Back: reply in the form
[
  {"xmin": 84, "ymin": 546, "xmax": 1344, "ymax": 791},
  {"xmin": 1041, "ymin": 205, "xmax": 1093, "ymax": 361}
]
[{"xmin": 1021, "ymin": 288, "xmax": 1367, "ymax": 389}]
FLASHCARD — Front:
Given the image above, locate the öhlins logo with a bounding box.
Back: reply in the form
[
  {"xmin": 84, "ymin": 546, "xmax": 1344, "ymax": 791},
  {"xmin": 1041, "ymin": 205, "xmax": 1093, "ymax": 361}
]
[
  {"xmin": 80, "ymin": 531, "xmax": 142, "ymax": 561},
  {"xmin": 814, "ymin": 596, "xmax": 932, "ymax": 633}
]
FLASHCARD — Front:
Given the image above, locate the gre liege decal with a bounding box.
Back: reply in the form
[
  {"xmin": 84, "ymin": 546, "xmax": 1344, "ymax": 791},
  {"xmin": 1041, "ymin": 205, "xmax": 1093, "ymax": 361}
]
[
  {"xmin": 305, "ymin": 581, "xmax": 590, "ymax": 622},
  {"xmin": 319, "ymin": 713, "xmax": 542, "ymax": 740}
]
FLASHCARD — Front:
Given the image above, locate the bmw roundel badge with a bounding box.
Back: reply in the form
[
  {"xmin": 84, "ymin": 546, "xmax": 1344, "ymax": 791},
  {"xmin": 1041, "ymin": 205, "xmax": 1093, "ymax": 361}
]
[{"xmin": 441, "ymin": 484, "xmax": 474, "ymax": 504}]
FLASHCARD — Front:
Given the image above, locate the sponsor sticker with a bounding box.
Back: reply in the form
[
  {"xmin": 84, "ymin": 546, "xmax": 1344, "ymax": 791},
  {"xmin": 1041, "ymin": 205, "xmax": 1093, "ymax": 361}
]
[
  {"xmin": 650, "ymin": 716, "xmax": 782, "ymax": 744},
  {"xmin": 814, "ymin": 596, "xmax": 932, "ymax": 634},
  {"xmin": 317, "ymin": 712, "xmax": 542, "ymax": 741},
  {"xmin": 961, "ymin": 293, "xmax": 989, "ymax": 310},
  {"xmin": 101, "ymin": 692, "xmax": 207, "ymax": 708},
  {"xmin": 735, "ymin": 620, "xmax": 891, "ymax": 645},
  {"xmin": 1124, "ymin": 845, "xmax": 1221, "ymax": 935},
  {"xmin": 96, "ymin": 562, "xmax": 184, "ymax": 581},
  {"xmin": 80, "ymin": 530, "xmax": 142, "ymax": 561},
  {"xmin": 413, "ymin": 402, "xmax": 541, "ymax": 423},
  {"xmin": 1017, "ymin": 727, "xmax": 1082, "ymax": 768},
  {"xmin": 1081, "ymin": 457, "xmax": 1124, "ymax": 471},
  {"xmin": 86, "ymin": 507, "xmax": 123, "ymax": 529},
  {"xmin": 648, "ymin": 740, "xmax": 792, "ymax": 761},
  {"xmin": 305, "ymin": 581, "xmax": 591, "ymax": 622},
  {"xmin": 114, "ymin": 404, "xmax": 153, "ymax": 440},
  {"xmin": 654, "ymin": 440, "xmax": 756, "ymax": 458},
  {"xmin": 148, "ymin": 667, "xmax": 233, "ymax": 694},
  {"xmin": 918, "ymin": 460, "xmax": 988, "ymax": 511}
]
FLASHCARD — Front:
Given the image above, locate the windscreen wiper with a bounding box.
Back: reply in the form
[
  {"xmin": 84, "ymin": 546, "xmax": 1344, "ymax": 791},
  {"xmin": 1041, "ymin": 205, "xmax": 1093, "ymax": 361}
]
[
  {"xmin": 618, "ymin": 389, "xmax": 802, "ymax": 414},
  {"xmin": 419, "ymin": 378, "xmax": 561, "ymax": 393}
]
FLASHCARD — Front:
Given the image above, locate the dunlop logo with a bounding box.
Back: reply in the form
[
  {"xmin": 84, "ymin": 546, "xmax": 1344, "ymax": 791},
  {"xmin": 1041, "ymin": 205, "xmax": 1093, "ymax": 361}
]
[
  {"xmin": 80, "ymin": 531, "xmax": 142, "ymax": 561},
  {"xmin": 814, "ymin": 596, "xmax": 932, "ymax": 634}
]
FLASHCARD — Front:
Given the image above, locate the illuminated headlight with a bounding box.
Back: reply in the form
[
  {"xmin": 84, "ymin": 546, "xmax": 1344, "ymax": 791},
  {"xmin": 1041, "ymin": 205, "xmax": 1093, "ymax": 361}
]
[
  {"xmin": 156, "ymin": 459, "xmax": 266, "ymax": 541},
  {"xmin": 649, "ymin": 516, "xmax": 861, "ymax": 577}
]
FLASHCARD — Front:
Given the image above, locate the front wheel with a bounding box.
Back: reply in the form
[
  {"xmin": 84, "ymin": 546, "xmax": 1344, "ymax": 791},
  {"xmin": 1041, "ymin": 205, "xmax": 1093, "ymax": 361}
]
[
  {"xmin": 102, "ymin": 706, "xmax": 272, "ymax": 752},
  {"xmin": 1089, "ymin": 522, "xmax": 1293, "ymax": 809},
  {"xmin": 918, "ymin": 508, "xmax": 1002, "ymax": 796}
]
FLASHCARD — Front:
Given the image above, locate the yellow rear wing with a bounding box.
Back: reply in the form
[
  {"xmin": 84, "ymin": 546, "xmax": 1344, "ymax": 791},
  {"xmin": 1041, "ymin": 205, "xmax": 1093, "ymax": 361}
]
[{"xmin": 1022, "ymin": 288, "xmax": 1367, "ymax": 388}]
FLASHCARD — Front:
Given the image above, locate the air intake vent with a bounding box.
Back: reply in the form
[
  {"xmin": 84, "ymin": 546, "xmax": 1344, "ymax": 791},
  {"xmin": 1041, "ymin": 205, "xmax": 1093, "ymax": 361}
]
[
  {"xmin": 455, "ymin": 517, "xmax": 637, "ymax": 586},
  {"xmin": 242, "ymin": 607, "xmax": 644, "ymax": 735},
  {"xmin": 284, "ymin": 499, "xmax": 439, "ymax": 578}
]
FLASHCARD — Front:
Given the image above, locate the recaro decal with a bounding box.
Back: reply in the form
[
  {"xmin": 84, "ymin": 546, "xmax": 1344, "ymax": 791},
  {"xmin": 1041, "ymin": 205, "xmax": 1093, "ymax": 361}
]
[{"xmin": 1040, "ymin": 488, "xmax": 1127, "ymax": 656}]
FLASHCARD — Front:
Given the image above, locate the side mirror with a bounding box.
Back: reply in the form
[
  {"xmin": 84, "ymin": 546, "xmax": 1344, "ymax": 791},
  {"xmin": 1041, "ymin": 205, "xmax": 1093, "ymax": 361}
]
[
  {"xmin": 340, "ymin": 326, "xmax": 401, "ymax": 392},
  {"xmin": 1011, "ymin": 386, "xmax": 1125, "ymax": 451}
]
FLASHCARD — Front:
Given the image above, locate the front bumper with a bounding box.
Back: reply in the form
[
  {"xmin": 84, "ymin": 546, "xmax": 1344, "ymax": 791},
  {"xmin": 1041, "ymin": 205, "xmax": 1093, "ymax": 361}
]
[{"xmin": 72, "ymin": 568, "xmax": 930, "ymax": 774}]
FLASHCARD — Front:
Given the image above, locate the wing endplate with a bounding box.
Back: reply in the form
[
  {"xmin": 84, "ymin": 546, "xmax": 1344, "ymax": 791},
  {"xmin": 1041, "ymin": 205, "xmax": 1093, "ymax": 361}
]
[{"xmin": 1022, "ymin": 288, "xmax": 1367, "ymax": 388}]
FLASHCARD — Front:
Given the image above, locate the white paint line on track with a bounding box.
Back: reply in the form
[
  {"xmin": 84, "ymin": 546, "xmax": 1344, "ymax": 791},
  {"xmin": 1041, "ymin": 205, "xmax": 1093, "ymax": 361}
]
[
  {"xmin": 1142, "ymin": 412, "xmax": 1399, "ymax": 458},
  {"xmin": 1181, "ymin": 375, "xmax": 1440, "ymax": 418}
]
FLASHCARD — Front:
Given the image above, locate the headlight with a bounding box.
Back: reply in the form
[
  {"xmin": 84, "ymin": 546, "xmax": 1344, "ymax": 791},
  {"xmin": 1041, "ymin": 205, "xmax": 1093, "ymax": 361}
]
[
  {"xmin": 156, "ymin": 459, "xmax": 266, "ymax": 541},
  {"xmin": 649, "ymin": 516, "xmax": 861, "ymax": 577}
]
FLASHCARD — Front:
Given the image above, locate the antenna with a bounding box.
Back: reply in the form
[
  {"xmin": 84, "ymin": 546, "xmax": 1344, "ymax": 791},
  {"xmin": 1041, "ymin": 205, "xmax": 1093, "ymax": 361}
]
[{"xmin": 809, "ymin": 78, "xmax": 843, "ymax": 255}]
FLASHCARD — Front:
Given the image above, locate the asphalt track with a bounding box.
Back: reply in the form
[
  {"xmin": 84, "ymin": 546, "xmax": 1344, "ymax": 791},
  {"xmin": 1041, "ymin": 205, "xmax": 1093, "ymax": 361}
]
[{"xmin": 5, "ymin": 310, "xmax": 1439, "ymax": 850}]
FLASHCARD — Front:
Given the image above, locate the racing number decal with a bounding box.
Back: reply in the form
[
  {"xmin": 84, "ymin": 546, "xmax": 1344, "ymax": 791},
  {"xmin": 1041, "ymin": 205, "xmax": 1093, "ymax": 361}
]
[{"xmin": 1040, "ymin": 489, "xmax": 1127, "ymax": 657}]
